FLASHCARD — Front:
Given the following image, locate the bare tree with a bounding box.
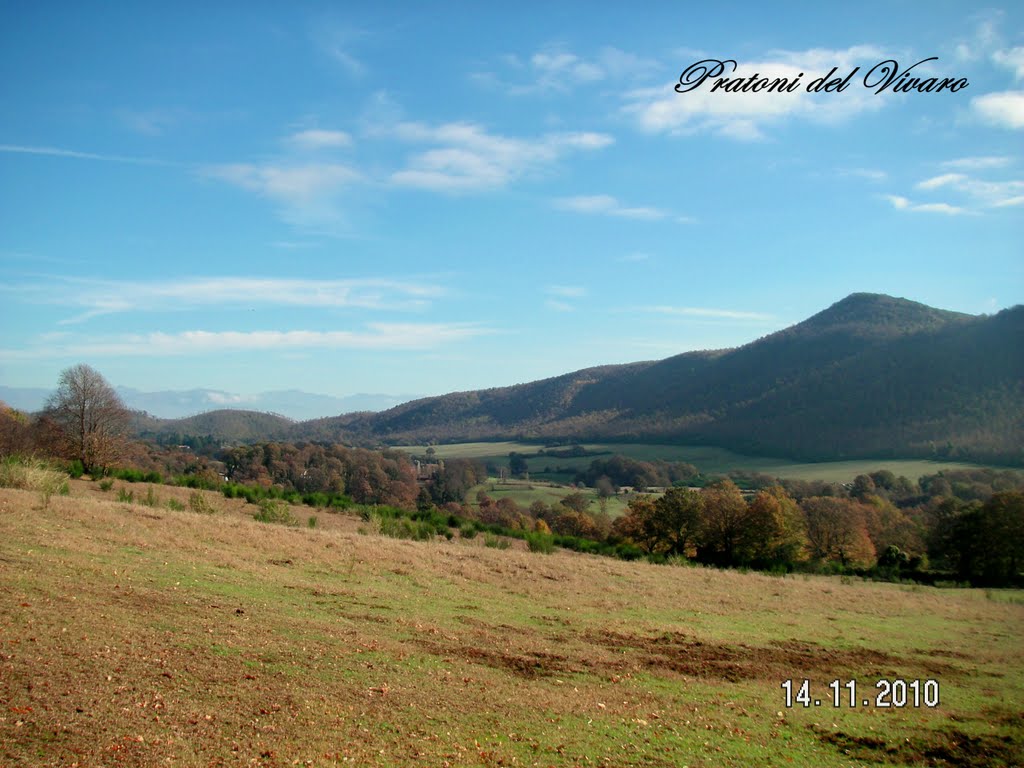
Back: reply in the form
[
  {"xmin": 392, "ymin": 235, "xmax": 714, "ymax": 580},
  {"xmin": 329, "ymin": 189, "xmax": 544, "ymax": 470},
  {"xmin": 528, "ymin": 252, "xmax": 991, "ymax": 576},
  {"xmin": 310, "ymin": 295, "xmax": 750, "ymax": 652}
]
[{"xmin": 44, "ymin": 364, "xmax": 129, "ymax": 474}]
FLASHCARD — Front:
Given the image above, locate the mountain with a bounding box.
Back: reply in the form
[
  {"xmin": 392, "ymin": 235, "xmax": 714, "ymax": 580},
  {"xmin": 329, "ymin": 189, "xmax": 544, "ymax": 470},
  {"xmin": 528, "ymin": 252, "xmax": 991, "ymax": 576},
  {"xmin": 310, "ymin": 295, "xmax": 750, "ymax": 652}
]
[
  {"xmin": 0, "ymin": 386, "xmax": 51, "ymax": 413},
  {"xmin": 303, "ymin": 294, "xmax": 1022, "ymax": 464},
  {"xmin": 0, "ymin": 385, "xmax": 412, "ymax": 421},
  {"xmin": 125, "ymin": 294, "xmax": 1023, "ymax": 465},
  {"xmin": 115, "ymin": 387, "xmax": 413, "ymax": 421}
]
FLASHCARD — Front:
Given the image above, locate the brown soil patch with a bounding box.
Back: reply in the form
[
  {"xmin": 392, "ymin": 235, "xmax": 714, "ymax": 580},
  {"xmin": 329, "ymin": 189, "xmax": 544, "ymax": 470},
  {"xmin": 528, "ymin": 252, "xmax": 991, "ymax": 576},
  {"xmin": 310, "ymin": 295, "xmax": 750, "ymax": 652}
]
[
  {"xmin": 815, "ymin": 725, "xmax": 1023, "ymax": 767},
  {"xmin": 587, "ymin": 629, "xmax": 905, "ymax": 682}
]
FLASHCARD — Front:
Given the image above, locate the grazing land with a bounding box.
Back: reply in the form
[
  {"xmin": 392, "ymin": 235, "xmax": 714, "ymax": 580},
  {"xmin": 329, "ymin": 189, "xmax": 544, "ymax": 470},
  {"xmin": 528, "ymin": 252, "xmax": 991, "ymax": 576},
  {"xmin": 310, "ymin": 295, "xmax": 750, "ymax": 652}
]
[
  {"xmin": 394, "ymin": 440, "xmax": 1008, "ymax": 485},
  {"xmin": 2, "ymin": 481, "xmax": 1022, "ymax": 766}
]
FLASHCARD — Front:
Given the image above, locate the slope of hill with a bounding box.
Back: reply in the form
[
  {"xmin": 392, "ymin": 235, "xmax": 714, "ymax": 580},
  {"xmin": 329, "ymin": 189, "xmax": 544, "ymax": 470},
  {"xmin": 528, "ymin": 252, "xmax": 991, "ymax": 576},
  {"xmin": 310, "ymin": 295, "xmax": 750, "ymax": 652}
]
[
  {"xmin": 326, "ymin": 294, "xmax": 1023, "ymax": 464},
  {"xmin": 2, "ymin": 484, "xmax": 1022, "ymax": 766},
  {"xmin": 134, "ymin": 409, "xmax": 295, "ymax": 443},
  {"xmin": 133, "ymin": 294, "xmax": 1024, "ymax": 465}
]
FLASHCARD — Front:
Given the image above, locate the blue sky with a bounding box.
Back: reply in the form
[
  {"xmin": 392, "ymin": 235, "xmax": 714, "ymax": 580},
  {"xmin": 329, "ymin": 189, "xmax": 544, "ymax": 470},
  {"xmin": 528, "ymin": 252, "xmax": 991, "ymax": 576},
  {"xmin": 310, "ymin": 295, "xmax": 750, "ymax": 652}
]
[{"xmin": 1, "ymin": 2, "xmax": 1022, "ymax": 403}]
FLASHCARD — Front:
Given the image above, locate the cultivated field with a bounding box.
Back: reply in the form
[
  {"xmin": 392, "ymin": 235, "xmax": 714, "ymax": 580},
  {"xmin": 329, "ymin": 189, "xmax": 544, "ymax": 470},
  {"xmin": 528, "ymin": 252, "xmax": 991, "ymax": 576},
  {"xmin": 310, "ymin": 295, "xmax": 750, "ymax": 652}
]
[
  {"xmin": 2, "ymin": 481, "xmax": 1022, "ymax": 767},
  {"xmin": 469, "ymin": 478, "xmax": 634, "ymax": 518},
  {"xmin": 394, "ymin": 441, "xmax": 1010, "ymax": 485}
]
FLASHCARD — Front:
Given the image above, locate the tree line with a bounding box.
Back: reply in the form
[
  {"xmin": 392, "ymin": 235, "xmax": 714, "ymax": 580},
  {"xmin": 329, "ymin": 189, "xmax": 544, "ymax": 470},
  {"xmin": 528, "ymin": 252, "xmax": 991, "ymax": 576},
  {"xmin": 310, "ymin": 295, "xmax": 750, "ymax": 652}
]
[{"xmin": 3, "ymin": 364, "xmax": 1021, "ymax": 586}]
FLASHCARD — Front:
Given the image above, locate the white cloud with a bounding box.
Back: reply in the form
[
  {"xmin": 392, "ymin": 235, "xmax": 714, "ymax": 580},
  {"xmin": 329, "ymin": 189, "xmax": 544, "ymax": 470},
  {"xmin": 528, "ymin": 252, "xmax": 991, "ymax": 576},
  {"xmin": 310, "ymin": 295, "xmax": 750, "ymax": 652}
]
[
  {"xmin": 971, "ymin": 90, "xmax": 1024, "ymax": 129},
  {"xmin": 205, "ymin": 162, "xmax": 361, "ymax": 231},
  {"xmin": 993, "ymin": 195, "xmax": 1024, "ymax": 207},
  {"xmin": 883, "ymin": 195, "xmax": 968, "ymax": 215},
  {"xmin": 206, "ymin": 163, "xmax": 360, "ymax": 203},
  {"xmin": 940, "ymin": 156, "xmax": 1012, "ymax": 170},
  {"xmin": 0, "ymin": 143, "xmax": 168, "ymax": 165},
  {"xmin": 552, "ymin": 194, "xmax": 670, "ymax": 220},
  {"xmin": 914, "ymin": 173, "xmax": 1024, "ymax": 208},
  {"xmin": 475, "ymin": 46, "xmax": 657, "ymax": 95},
  {"xmin": 545, "ymin": 300, "xmax": 574, "ymax": 312},
  {"xmin": 953, "ymin": 15, "xmax": 1001, "ymax": 63},
  {"xmin": 8, "ymin": 276, "xmax": 445, "ymax": 324},
  {"xmin": 624, "ymin": 46, "xmax": 890, "ymax": 140},
  {"xmin": 117, "ymin": 107, "xmax": 193, "ymax": 137},
  {"xmin": 0, "ymin": 323, "xmax": 491, "ymax": 360},
  {"xmin": 286, "ymin": 129, "xmax": 353, "ymax": 150},
  {"xmin": 387, "ymin": 121, "xmax": 613, "ymax": 191},
  {"xmin": 992, "ymin": 46, "xmax": 1024, "ymax": 79},
  {"xmin": 916, "ymin": 173, "xmax": 965, "ymax": 190},
  {"xmin": 841, "ymin": 168, "xmax": 888, "ymax": 182},
  {"xmin": 545, "ymin": 285, "xmax": 586, "ymax": 298},
  {"xmin": 531, "ymin": 51, "xmax": 604, "ymax": 85},
  {"xmin": 313, "ymin": 24, "xmax": 367, "ymax": 78}
]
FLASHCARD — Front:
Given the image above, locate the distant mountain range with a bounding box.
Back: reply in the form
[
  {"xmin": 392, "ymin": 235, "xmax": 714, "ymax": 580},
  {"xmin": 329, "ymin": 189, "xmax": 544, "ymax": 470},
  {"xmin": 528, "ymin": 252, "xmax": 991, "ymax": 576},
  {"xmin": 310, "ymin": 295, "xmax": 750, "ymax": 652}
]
[
  {"xmin": 8, "ymin": 294, "xmax": 1022, "ymax": 465},
  {"xmin": 0, "ymin": 385, "xmax": 413, "ymax": 421}
]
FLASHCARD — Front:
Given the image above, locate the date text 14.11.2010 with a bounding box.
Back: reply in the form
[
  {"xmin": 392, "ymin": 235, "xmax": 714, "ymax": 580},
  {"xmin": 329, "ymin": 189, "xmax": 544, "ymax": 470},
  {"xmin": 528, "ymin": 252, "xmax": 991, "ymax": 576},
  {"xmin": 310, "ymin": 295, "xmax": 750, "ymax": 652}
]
[{"xmin": 781, "ymin": 679, "xmax": 940, "ymax": 708}]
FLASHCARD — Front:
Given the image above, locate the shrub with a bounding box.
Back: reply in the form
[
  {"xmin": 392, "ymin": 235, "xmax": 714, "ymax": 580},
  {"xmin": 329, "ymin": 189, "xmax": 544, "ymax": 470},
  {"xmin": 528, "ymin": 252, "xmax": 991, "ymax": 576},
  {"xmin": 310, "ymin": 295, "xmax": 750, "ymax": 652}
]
[
  {"xmin": 68, "ymin": 460, "xmax": 85, "ymax": 479},
  {"xmin": 0, "ymin": 456, "xmax": 74, "ymax": 509},
  {"xmin": 460, "ymin": 522, "xmax": 479, "ymax": 539},
  {"xmin": 308, "ymin": 515, "xmax": 318, "ymax": 529},
  {"xmin": 484, "ymin": 533, "xmax": 510, "ymax": 550},
  {"xmin": 188, "ymin": 491, "xmax": 216, "ymax": 515},
  {"xmin": 98, "ymin": 478, "xmax": 114, "ymax": 492},
  {"xmin": 526, "ymin": 532, "xmax": 555, "ymax": 554},
  {"xmin": 378, "ymin": 515, "xmax": 435, "ymax": 541},
  {"xmin": 140, "ymin": 486, "xmax": 159, "ymax": 507},
  {"xmin": 117, "ymin": 488, "xmax": 134, "ymax": 503},
  {"xmin": 166, "ymin": 499, "xmax": 185, "ymax": 511},
  {"xmin": 252, "ymin": 499, "xmax": 298, "ymax": 526}
]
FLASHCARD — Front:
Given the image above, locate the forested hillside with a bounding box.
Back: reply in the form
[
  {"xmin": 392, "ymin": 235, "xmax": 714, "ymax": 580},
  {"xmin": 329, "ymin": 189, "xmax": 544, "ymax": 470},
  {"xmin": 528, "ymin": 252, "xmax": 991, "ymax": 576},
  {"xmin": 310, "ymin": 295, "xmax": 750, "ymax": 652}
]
[{"xmin": 131, "ymin": 294, "xmax": 1024, "ymax": 465}]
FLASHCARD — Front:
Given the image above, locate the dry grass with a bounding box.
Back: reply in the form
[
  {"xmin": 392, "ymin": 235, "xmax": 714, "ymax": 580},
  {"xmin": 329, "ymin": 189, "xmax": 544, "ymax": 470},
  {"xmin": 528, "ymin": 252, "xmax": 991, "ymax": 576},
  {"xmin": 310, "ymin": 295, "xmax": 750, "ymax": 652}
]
[{"xmin": 1, "ymin": 481, "xmax": 1022, "ymax": 766}]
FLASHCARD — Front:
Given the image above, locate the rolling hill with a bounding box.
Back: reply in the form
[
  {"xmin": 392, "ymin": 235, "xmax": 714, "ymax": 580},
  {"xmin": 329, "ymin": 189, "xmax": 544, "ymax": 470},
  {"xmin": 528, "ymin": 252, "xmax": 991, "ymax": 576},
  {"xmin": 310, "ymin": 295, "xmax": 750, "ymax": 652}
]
[{"xmin": 136, "ymin": 294, "xmax": 1024, "ymax": 465}]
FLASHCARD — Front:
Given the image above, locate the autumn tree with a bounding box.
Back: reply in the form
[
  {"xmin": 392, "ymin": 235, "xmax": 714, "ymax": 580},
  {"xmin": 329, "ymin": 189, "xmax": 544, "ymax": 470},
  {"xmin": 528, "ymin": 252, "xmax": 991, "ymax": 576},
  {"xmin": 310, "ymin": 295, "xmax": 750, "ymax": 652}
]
[
  {"xmin": 611, "ymin": 495, "xmax": 662, "ymax": 553},
  {"xmin": 801, "ymin": 496, "xmax": 876, "ymax": 567},
  {"xmin": 697, "ymin": 480, "xmax": 748, "ymax": 566},
  {"xmin": 611, "ymin": 489, "xmax": 703, "ymax": 557},
  {"xmin": 0, "ymin": 403, "xmax": 33, "ymax": 457},
  {"xmin": 44, "ymin": 364, "xmax": 129, "ymax": 474},
  {"xmin": 952, "ymin": 491, "xmax": 1024, "ymax": 585},
  {"xmin": 743, "ymin": 486, "xmax": 806, "ymax": 567}
]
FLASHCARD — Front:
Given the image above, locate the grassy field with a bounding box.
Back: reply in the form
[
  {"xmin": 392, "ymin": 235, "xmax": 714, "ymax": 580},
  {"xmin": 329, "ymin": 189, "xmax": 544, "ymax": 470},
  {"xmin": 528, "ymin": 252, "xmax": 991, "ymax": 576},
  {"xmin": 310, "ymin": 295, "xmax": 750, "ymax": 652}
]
[
  {"xmin": 394, "ymin": 441, "xmax": 1014, "ymax": 485},
  {"xmin": 469, "ymin": 477, "xmax": 634, "ymax": 518},
  {"xmin": 2, "ymin": 480, "xmax": 1022, "ymax": 767}
]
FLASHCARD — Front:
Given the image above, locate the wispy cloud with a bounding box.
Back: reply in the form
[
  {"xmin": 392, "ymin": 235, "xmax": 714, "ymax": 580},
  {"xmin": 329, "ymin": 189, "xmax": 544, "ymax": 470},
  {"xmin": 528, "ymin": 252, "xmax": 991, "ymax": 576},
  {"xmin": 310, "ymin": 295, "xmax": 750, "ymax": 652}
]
[
  {"xmin": 883, "ymin": 195, "xmax": 969, "ymax": 215},
  {"xmin": 552, "ymin": 194, "xmax": 670, "ymax": 221},
  {"xmin": 940, "ymin": 156, "xmax": 1012, "ymax": 171},
  {"xmin": 0, "ymin": 323, "xmax": 492, "ymax": 361},
  {"xmin": 313, "ymin": 24, "xmax": 367, "ymax": 78},
  {"xmin": 543, "ymin": 285, "xmax": 586, "ymax": 312},
  {"xmin": 207, "ymin": 162, "xmax": 360, "ymax": 201},
  {"xmin": 0, "ymin": 144, "xmax": 169, "ymax": 165},
  {"xmin": 386, "ymin": 121, "xmax": 613, "ymax": 192},
  {"xmin": 624, "ymin": 45, "xmax": 890, "ymax": 140},
  {"xmin": 286, "ymin": 129, "xmax": 353, "ymax": 151},
  {"xmin": 617, "ymin": 252, "xmax": 651, "ymax": 263},
  {"xmin": 992, "ymin": 46, "xmax": 1024, "ymax": 79},
  {"xmin": 953, "ymin": 13, "xmax": 1001, "ymax": 63},
  {"xmin": 545, "ymin": 285, "xmax": 586, "ymax": 298},
  {"xmin": 204, "ymin": 162, "xmax": 361, "ymax": 232},
  {"xmin": 910, "ymin": 171, "xmax": 1024, "ymax": 209},
  {"xmin": 3, "ymin": 276, "xmax": 445, "ymax": 324},
  {"xmin": 473, "ymin": 46, "xmax": 657, "ymax": 95},
  {"xmin": 840, "ymin": 168, "xmax": 888, "ymax": 182},
  {"xmin": 971, "ymin": 90, "xmax": 1024, "ymax": 129},
  {"xmin": 117, "ymin": 107, "xmax": 194, "ymax": 137}
]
